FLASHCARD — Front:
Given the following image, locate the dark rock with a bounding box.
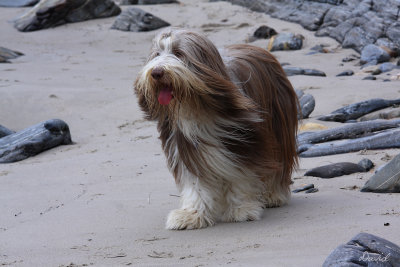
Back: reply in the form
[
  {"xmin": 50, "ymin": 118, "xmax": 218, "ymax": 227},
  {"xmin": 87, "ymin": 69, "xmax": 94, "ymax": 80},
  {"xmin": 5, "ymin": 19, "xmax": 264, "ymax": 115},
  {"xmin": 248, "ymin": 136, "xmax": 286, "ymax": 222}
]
[
  {"xmin": 253, "ymin": 25, "xmax": 277, "ymax": 39},
  {"xmin": 336, "ymin": 70, "xmax": 353, "ymax": 77},
  {"xmin": 372, "ymin": 69, "xmax": 382, "ymax": 75},
  {"xmin": 318, "ymin": 98, "xmax": 400, "ymax": 122},
  {"xmin": 283, "ymin": 66, "xmax": 326, "ymax": 77},
  {"xmin": 358, "ymin": 158, "xmax": 374, "ymax": 172},
  {"xmin": 298, "ymin": 93, "xmax": 315, "ymax": 119},
  {"xmin": 304, "ymin": 162, "xmax": 366, "ymax": 178},
  {"xmin": 14, "ymin": 0, "xmax": 121, "ymax": 32},
  {"xmin": 360, "ymin": 44, "xmax": 391, "ymax": 65},
  {"xmin": 0, "ymin": 125, "xmax": 15, "ymax": 138},
  {"xmin": 111, "ymin": 7, "xmax": 170, "ymax": 32},
  {"xmin": 323, "ymin": 232, "xmax": 400, "ymax": 267},
  {"xmin": 120, "ymin": 0, "xmax": 178, "ymax": 4},
  {"xmin": 299, "ymin": 128, "xmax": 400, "ymax": 158},
  {"xmin": 268, "ymin": 33, "xmax": 303, "ymax": 51},
  {"xmin": 0, "ymin": 119, "xmax": 72, "ymax": 163},
  {"xmin": 292, "ymin": 184, "xmax": 314, "ymax": 193},
  {"xmin": 342, "ymin": 54, "xmax": 358, "ymax": 62},
  {"xmin": 0, "ymin": 47, "xmax": 24, "ymax": 63},
  {"xmin": 0, "ymin": 0, "xmax": 38, "ymax": 7},
  {"xmin": 363, "ymin": 75, "xmax": 377, "ymax": 80},
  {"xmin": 361, "ymin": 152, "xmax": 400, "ymax": 193},
  {"xmin": 305, "ymin": 188, "xmax": 318, "ymax": 193},
  {"xmin": 379, "ymin": 62, "xmax": 397, "ymax": 73}
]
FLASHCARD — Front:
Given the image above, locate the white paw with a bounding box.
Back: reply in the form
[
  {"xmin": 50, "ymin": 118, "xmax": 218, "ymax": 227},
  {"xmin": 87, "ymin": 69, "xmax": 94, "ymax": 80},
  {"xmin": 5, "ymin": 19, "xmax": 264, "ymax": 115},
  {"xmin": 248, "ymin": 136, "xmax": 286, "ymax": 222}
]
[
  {"xmin": 222, "ymin": 203, "xmax": 263, "ymax": 222},
  {"xmin": 165, "ymin": 209, "xmax": 214, "ymax": 230}
]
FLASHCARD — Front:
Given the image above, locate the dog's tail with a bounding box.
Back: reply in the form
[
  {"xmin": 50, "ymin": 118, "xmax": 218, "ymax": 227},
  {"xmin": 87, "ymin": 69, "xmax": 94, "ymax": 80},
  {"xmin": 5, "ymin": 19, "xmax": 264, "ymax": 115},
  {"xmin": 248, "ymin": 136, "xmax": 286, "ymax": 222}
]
[{"xmin": 225, "ymin": 44, "xmax": 298, "ymax": 187}]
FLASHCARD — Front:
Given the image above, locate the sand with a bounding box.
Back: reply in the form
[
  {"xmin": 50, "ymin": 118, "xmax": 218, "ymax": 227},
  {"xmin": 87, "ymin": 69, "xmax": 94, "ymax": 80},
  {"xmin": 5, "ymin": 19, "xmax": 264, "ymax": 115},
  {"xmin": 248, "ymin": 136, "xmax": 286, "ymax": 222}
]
[{"xmin": 1, "ymin": 1, "xmax": 399, "ymax": 266}]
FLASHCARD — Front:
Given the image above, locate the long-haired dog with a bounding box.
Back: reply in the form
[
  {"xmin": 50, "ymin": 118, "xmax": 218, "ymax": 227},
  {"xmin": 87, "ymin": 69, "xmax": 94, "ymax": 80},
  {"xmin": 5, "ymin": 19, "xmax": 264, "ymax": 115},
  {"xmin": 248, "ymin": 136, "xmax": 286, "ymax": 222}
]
[{"xmin": 134, "ymin": 29, "xmax": 298, "ymax": 230}]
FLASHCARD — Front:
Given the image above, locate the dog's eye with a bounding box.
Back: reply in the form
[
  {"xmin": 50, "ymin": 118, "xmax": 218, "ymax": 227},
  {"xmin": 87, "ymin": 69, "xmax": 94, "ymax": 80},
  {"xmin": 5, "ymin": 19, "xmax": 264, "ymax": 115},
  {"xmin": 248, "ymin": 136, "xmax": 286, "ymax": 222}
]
[
  {"xmin": 155, "ymin": 52, "xmax": 160, "ymax": 57},
  {"xmin": 173, "ymin": 50, "xmax": 183, "ymax": 59}
]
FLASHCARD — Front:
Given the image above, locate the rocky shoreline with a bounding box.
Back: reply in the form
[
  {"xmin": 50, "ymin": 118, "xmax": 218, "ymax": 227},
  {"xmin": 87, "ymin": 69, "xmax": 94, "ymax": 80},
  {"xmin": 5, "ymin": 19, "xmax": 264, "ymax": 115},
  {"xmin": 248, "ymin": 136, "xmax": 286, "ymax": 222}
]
[{"xmin": 212, "ymin": 0, "xmax": 400, "ymax": 54}]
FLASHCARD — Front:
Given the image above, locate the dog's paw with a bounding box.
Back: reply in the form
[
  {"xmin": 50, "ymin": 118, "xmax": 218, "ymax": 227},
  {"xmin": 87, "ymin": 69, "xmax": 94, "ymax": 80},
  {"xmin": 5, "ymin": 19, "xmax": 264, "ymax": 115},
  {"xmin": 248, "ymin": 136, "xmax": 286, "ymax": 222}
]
[
  {"xmin": 222, "ymin": 203, "xmax": 263, "ymax": 222},
  {"xmin": 165, "ymin": 209, "xmax": 214, "ymax": 230}
]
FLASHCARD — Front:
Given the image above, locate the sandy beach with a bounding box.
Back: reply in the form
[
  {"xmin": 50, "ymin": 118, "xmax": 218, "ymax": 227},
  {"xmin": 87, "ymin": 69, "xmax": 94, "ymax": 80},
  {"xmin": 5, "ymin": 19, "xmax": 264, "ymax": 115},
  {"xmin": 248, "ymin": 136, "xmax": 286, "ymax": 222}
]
[{"xmin": 1, "ymin": 0, "xmax": 400, "ymax": 266}]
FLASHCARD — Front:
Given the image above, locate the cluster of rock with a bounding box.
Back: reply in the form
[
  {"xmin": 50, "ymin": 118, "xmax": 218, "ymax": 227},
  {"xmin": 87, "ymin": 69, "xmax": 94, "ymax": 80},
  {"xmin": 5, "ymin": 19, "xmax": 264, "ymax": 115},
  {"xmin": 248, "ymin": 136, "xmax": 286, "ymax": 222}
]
[
  {"xmin": 212, "ymin": 0, "xmax": 400, "ymax": 55},
  {"xmin": 4, "ymin": 0, "xmax": 174, "ymax": 32}
]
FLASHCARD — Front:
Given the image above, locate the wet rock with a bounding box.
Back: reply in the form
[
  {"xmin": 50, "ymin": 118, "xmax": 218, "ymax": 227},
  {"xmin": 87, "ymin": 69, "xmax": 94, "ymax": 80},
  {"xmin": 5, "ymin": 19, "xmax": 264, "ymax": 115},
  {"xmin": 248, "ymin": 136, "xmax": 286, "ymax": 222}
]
[
  {"xmin": 0, "ymin": 119, "xmax": 72, "ymax": 163},
  {"xmin": 336, "ymin": 70, "xmax": 353, "ymax": 77},
  {"xmin": 111, "ymin": 7, "xmax": 169, "ymax": 32},
  {"xmin": 292, "ymin": 184, "xmax": 314, "ymax": 193},
  {"xmin": 323, "ymin": 233, "xmax": 400, "ymax": 267},
  {"xmin": 0, "ymin": 125, "xmax": 15, "ymax": 138},
  {"xmin": 299, "ymin": 128, "xmax": 400, "ymax": 158},
  {"xmin": 297, "ymin": 93, "xmax": 315, "ymax": 119},
  {"xmin": 0, "ymin": 47, "xmax": 24, "ymax": 63},
  {"xmin": 358, "ymin": 106, "xmax": 400, "ymax": 121},
  {"xmin": 318, "ymin": 98, "xmax": 400, "ymax": 122},
  {"xmin": 0, "ymin": 0, "xmax": 38, "ymax": 7},
  {"xmin": 361, "ymin": 152, "xmax": 400, "ymax": 193},
  {"xmin": 253, "ymin": 25, "xmax": 277, "ymax": 39},
  {"xmin": 120, "ymin": 0, "xmax": 177, "ymax": 4},
  {"xmin": 379, "ymin": 62, "xmax": 397, "ymax": 73},
  {"xmin": 283, "ymin": 66, "xmax": 326, "ymax": 77},
  {"xmin": 360, "ymin": 44, "xmax": 391, "ymax": 65},
  {"xmin": 14, "ymin": 0, "xmax": 121, "ymax": 32},
  {"xmin": 267, "ymin": 33, "xmax": 303, "ymax": 51}
]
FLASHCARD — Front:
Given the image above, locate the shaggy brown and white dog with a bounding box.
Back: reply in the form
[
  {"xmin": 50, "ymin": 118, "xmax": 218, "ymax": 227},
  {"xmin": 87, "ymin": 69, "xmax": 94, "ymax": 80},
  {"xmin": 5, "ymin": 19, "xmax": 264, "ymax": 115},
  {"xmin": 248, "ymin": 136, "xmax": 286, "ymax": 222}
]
[{"xmin": 134, "ymin": 29, "xmax": 298, "ymax": 230}]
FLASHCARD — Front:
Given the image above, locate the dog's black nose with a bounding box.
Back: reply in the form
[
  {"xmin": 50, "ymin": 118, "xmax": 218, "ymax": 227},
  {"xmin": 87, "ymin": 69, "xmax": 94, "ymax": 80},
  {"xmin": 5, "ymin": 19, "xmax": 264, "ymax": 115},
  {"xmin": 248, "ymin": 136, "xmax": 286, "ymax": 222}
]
[{"xmin": 151, "ymin": 67, "xmax": 164, "ymax": 80}]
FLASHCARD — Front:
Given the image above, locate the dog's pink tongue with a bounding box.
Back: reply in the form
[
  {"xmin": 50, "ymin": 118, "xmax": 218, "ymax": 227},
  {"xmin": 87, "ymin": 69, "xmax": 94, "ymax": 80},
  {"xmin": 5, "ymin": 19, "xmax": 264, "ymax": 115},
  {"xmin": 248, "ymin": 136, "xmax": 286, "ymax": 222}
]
[{"xmin": 158, "ymin": 87, "xmax": 173, "ymax": 105}]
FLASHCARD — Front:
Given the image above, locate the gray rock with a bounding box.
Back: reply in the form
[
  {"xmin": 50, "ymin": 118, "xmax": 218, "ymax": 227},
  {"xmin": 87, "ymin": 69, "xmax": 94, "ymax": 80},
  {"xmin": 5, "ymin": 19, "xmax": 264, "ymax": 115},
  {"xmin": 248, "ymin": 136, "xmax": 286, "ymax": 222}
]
[
  {"xmin": 0, "ymin": 125, "xmax": 15, "ymax": 138},
  {"xmin": 253, "ymin": 25, "xmax": 277, "ymax": 39},
  {"xmin": 323, "ymin": 232, "xmax": 400, "ymax": 267},
  {"xmin": 336, "ymin": 70, "xmax": 354, "ymax": 76},
  {"xmin": 0, "ymin": 119, "xmax": 72, "ymax": 163},
  {"xmin": 111, "ymin": 7, "xmax": 170, "ymax": 32},
  {"xmin": 361, "ymin": 152, "xmax": 400, "ymax": 193},
  {"xmin": 283, "ymin": 66, "xmax": 326, "ymax": 77},
  {"xmin": 299, "ymin": 128, "xmax": 400, "ymax": 158},
  {"xmin": 305, "ymin": 188, "xmax": 318, "ymax": 193},
  {"xmin": 360, "ymin": 44, "xmax": 391, "ymax": 65},
  {"xmin": 318, "ymin": 98, "xmax": 400, "ymax": 122},
  {"xmin": 379, "ymin": 62, "xmax": 397, "ymax": 73},
  {"xmin": 0, "ymin": 0, "xmax": 38, "ymax": 7},
  {"xmin": 358, "ymin": 106, "xmax": 400, "ymax": 122},
  {"xmin": 304, "ymin": 162, "xmax": 366, "ymax": 178},
  {"xmin": 292, "ymin": 184, "xmax": 314, "ymax": 193},
  {"xmin": 0, "ymin": 47, "xmax": 24, "ymax": 63},
  {"xmin": 120, "ymin": 0, "xmax": 177, "ymax": 4},
  {"xmin": 268, "ymin": 32, "xmax": 303, "ymax": 51},
  {"xmin": 14, "ymin": 0, "xmax": 121, "ymax": 32},
  {"xmin": 298, "ymin": 93, "xmax": 315, "ymax": 119},
  {"xmin": 358, "ymin": 158, "xmax": 374, "ymax": 172}
]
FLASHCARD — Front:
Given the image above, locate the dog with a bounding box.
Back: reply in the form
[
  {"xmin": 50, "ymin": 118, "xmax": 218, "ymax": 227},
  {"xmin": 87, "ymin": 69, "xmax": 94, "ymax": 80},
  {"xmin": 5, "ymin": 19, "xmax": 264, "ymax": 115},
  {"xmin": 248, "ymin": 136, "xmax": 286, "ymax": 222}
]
[{"xmin": 134, "ymin": 29, "xmax": 298, "ymax": 230}]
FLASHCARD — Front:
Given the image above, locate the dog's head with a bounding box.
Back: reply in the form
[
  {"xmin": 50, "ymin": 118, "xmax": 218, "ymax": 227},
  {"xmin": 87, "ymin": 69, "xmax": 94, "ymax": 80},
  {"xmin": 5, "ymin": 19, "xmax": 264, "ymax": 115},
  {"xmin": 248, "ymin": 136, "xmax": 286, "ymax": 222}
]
[{"xmin": 134, "ymin": 28, "xmax": 247, "ymax": 120}]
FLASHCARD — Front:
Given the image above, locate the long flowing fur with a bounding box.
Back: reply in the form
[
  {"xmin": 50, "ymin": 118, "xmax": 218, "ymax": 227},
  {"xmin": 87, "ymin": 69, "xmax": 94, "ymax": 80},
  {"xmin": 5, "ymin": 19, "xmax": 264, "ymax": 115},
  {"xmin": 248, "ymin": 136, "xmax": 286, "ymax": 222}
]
[{"xmin": 134, "ymin": 29, "xmax": 298, "ymax": 230}]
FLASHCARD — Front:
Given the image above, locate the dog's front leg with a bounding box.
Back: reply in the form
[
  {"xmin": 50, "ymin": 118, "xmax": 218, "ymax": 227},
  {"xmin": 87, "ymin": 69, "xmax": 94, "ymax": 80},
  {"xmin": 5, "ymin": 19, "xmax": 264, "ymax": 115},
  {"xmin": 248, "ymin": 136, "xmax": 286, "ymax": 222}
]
[{"xmin": 166, "ymin": 175, "xmax": 220, "ymax": 230}]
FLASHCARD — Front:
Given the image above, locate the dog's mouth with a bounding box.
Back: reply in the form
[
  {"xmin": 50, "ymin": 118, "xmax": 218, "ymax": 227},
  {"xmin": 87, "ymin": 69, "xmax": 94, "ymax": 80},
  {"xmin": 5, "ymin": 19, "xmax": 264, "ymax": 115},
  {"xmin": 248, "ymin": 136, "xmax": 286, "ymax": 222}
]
[{"xmin": 158, "ymin": 85, "xmax": 174, "ymax": 105}]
